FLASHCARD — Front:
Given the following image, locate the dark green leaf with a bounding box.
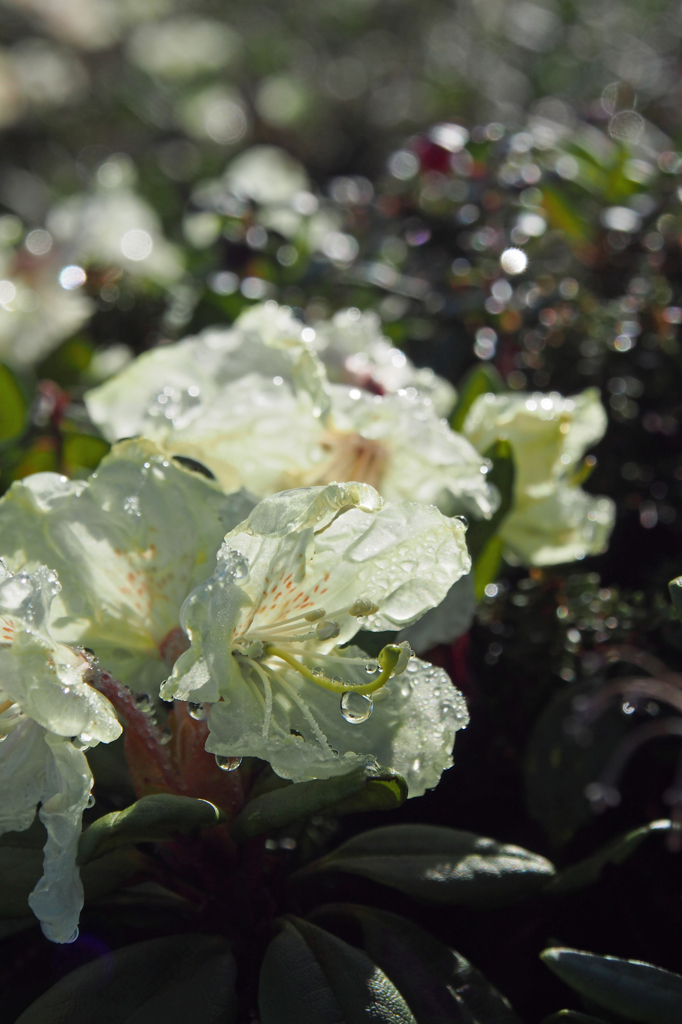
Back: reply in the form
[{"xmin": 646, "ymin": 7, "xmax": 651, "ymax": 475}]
[
  {"xmin": 259, "ymin": 917, "xmax": 416, "ymax": 1024},
  {"xmin": 541, "ymin": 1014, "xmax": 607, "ymax": 1024},
  {"xmin": 466, "ymin": 439, "xmax": 516, "ymax": 564},
  {"xmin": 541, "ymin": 947, "xmax": 682, "ymax": 1024},
  {"xmin": 0, "ymin": 363, "xmax": 26, "ymax": 443},
  {"xmin": 450, "ymin": 364, "xmax": 505, "ymax": 433},
  {"xmin": 548, "ymin": 820, "xmax": 673, "ymax": 894},
  {"xmin": 524, "ymin": 682, "xmax": 632, "ymax": 846},
  {"xmin": 78, "ymin": 793, "xmax": 224, "ymax": 864},
  {"xmin": 0, "ymin": 820, "xmax": 138, "ymax": 919},
  {"xmin": 16, "ymin": 934, "xmax": 236, "ymax": 1024},
  {"xmin": 669, "ymin": 577, "xmax": 682, "ymax": 620},
  {"xmin": 232, "ymin": 763, "xmax": 407, "ymax": 842},
  {"xmin": 313, "ymin": 903, "xmax": 522, "ymax": 1024},
  {"xmin": 298, "ymin": 824, "xmax": 555, "ymax": 907}
]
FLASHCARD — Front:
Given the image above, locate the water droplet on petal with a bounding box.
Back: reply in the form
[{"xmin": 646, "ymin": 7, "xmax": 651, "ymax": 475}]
[
  {"xmin": 188, "ymin": 702, "xmax": 208, "ymax": 720},
  {"xmin": 158, "ymin": 727, "xmax": 172, "ymax": 745},
  {"xmin": 340, "ymin": 691, "xmax": 373, "ymax": 723},
  {"xmin": 86, "ymin": 793, "xmax": 96, "ymax": 809},
  {"xmin": 66, "ymin": 928, "xmax": 79, "ymax": 943},
  {"xmin": 217, "ymin": 549, "xmax": 250, "ymax": 581},
  {"xmin": 215, "ymin": 754, "xmax": 242, "ymax": 771}
]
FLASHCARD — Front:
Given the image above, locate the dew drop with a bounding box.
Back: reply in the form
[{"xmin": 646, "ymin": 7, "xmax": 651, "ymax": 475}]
[
  {"xmin": 364, "ymin": 660, "xmax": 380, "ymax": 675},
  {"xmin": 66, "ymin": 928, "xmax": 79, "ymax": 943},
  {"xmin": 216, "ymin": 754, "xmax": 242, "ymax": 771},
  {"xmin": 219, "ymin": 550, "xmax": 250, "ymax": 580},
  {"xmin": 134, "ymin": 692, "xmax": 153, "ymax": 713},
  {"xmin": 340, "ymin": 691, "xmax": 373, "ymax": 724},
  {"xmin": 331, "ymin": 675, "xmax": 344, "ymax": 686},
  {"xmin": 188, "ymin": 702, "xmax": 207, "ymax": 720},
  {"xmin": 158, "ymin": 727, "xmax": 172, "ymax": 745},
  {"xmin": 311, "ymin": 667, "xmax": 325, "ymax": 678},
  {"xmin": 86, "ymin": 793, "xmax": 95, "ymax": 809}
]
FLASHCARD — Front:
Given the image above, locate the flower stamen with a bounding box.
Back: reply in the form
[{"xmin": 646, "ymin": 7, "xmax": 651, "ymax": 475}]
[{"xmin": 263, "ymin": 643, "xmax": 402, "ymax": 695}]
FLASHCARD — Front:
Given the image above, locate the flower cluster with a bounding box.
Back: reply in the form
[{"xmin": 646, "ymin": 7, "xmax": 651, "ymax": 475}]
[{"xmin": 0, "ymin": 298, "xmax": 615, "ymax": 943}]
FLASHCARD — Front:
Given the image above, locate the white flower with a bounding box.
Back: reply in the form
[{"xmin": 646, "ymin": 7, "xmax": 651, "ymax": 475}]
[
  {"xmin": 47, "ymin": 186, "xmax": 184, "ymax": 285},
  {"xmin": 163, "ymin": 483, "xmax": 470, "ymax": 796},
  {"xmin": 0, "ymin": 438, "xmax": 254, "ymax": 693},
  {"xmin": 312, "ymin": 309, "xmax": 456, "ymax": 416},
  {"xmin": 85, "ymin": 300, "xmax": 327, "ymax": 444},
  {"xmin": 0, "ymin": 249, "xmax": 92, "ymax": 368},
  {"xmin": 463, "ymin": 388, "xmax": 615, "ymax": 565},
  {"xmin": 0, "ymin": 561, "xmax": 120, "ymax": 942}
]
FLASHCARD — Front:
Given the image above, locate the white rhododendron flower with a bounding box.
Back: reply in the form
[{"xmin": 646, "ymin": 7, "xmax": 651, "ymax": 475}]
[
  {"xmin": 0, "ymin": 252, "xmax": 92, "ymax": 368},
  {"xmin": 163, "ymin": 483, "xmax": 471, "ymax": 796},
  {"xmin": 91, "ymin": 365, "xmax": 496, "ymax": 520},
  {"xmin": 311, "ymin": 308, "xmax": 456, "ymax": 416},
  {"xmin": 0, "ymin": 561, "xmax": 120, "ymax": 942},
  {"xmin": 47, "ymin": 185, "xmax": 184, "ymax": 284},
  {"xmin": 463, "ymin": 388, "xmax": 615, "ymax": 565},
  {"xmin": 0, "ymin": 439, "xmax": 254, "ymax": 693},
  {"xmin": 85, "ymin": 301, "xmax": 328, "ymax": 444}
]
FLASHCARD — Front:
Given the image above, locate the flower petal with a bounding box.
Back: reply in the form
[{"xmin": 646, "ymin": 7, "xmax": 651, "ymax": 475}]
[
  {"xmin": 205, "ymin": 648, "xmax": 469, "ymax": 796},
  {"xmin": 0, "ymin": 718, "xmax": 46, "ymax": 836},
  {"xmin": 502, "ymin": 486, "xmax": 616, "ymax": 566},
  {"xmin": 0, "ymin": 439, "xmax": 254, "ymax": 689},
  {"xmin": 28, "ymin": 733, "xmax": 92, "ymax": 943}
]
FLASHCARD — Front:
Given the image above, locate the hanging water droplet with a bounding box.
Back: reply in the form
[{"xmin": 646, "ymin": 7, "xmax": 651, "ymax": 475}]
[
  {"xmin": 134, "ymin": 692, "xmax": 153, "ymax": 713},
  {"xmin": 340, "ymin": 691, "xmax": 373, "ymax": 724},
  {"xmin": 188, "ymin": 702, "xmax": 207, "ymax": 720},
  {"xmin": 215, "ymin": 754, "xmax": 242, "ymax": 771},
  {"xmin": 454, "ymin": 515, "xmax": 468, "ymax": 529},
  {"xmin": 86, "ymin": 793, "xmax": 95, "ymax": 809},
  {"xmin": 311, "ymin": 667, "xmax": 325, "ymax": 678},
  {"xmin": 66, "ymin": 928, "xmax": 79, "ymax": 943},
  {"xmin": 364, "ymin": 660, "xmax": 380, "ymax": 675},
  {"xmin": 219, "ymin": 550, "xmax": 250, "ymax": 580}
]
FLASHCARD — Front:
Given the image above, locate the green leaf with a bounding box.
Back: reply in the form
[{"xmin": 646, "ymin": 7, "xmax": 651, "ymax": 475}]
[
  {"xmin": 16, "ymin": 934, "xmax": 236, "ymax": 1024},
  {"xmin": 450, "ymin": 363, "xmax": 505, "ymax": 433},
  {"xmin": 524, "ymin": 682, "xmax": 632, "ymax": 846},
  {"xmin": 548, "ymin": 820, "xmax": 673, "ymax": 894},
  {"xmin": 466, "ymin": 438, "xmax": 516, "ymax": 563},
  {"xmin": 314, "ymin": 903, "xmax": 523, "ymax": 1024},
  {"xmin": 0, "ymin": 820, "xmax": 138, "ymax": 919},
  {"xmin": 78, "ymin": 794, "xmax": 224, "ymax": 865},
  {"xmin": 541, "ymin": 947, "xmax": 682, "ymax": 1024},
  {"xmin": 0, "ymin": 363, "xmax": 26, "ymax": 443},
  {"xmin": 62, "ymin": 432, "xmax": 110, "ymax": 476},
  {"xmin": 298, "ymin": 824, "xmax": 555, "ymax": 907},
  {"xmin": 232, "ymin": 763, "xmax": 407, "ymax": 843},
  {"xmin": 541, "ymin": 1014, "xmax": 607, "ymax": 1024},
  {"xmin": 473, "ymin": 535, "xmax": 504, "ymax": 601},
  {"xmin": 259, "ymin": 917, "xmax": 416, "ymax": 1024},
  {"xmin": 669, "ymin": 577, "xmax": 682, "ymax": 620}
]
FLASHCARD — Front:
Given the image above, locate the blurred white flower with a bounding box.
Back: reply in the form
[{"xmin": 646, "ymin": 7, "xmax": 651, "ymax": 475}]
[
  {"xmin": 126, "ymin": 18, "xmax": 240, "ymax": 80},
  {"xmin": 47, "ymin": 186, "xmax": 184, "ymax": 284},
  {"xmin": 463, "ymin": 388, "xmax": 615, "ymax": 565},
  {"xmin": 163, "ymin": 483, "xmax": 470, "ymax": 795},
  {"xmin": 0, "ymin": 561, "xmax": 120, "ymax": 942},
  {"xmin": 311, "ymin": 308, "xmax": 456, "ymax": 415}
]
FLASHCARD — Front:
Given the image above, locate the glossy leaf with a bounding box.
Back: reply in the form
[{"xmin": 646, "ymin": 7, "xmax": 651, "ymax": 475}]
[
  {"xmin": 524, "ymin": 682, "xmax": 632, "ymax": 846},
  {"xmin": 78, "ymin": 793, "xmax": 224, "ymax": 865},
  {"xmin": 0, "ymin": 363, "xmax": 26, "ymax": 442},
  {"xmin": 541, "ymin": 947, "xmax": 682, "ymax": 1024},
  {"xmin": 541, "ymin": 1014, "xmax": 607, "ymax": 1024},
  {"xmin": 16, "ymin": 933, "xmax": 236, "ymax": 1024},
  {"xmin": 548, "ymin": 819, "xmax": 673, "ymax": 894},
  {"xmin": 299, "ymin": 824, "xmax": 555, "ymax": 906},
  {"xmin": 314, "ymin": 903, "xmax": 523, "ymax": 1024},
  {"xmin": 259, "ymin": 917, "xmax": 416, "ymax": 1024},
  {"xmin": 669, "ymin": 577, "xmax": 682, "ymax": 621},
  {"xmin": 0, "ymin": 819, "xmax": 137, "ymax": 919},
  {"xmin": 450, "ymin": 363, "xmax": 505, "ymax": 433},
  {"xmin": 232, "ymin": 763, "xmax": 407, "ymax": 842}
]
